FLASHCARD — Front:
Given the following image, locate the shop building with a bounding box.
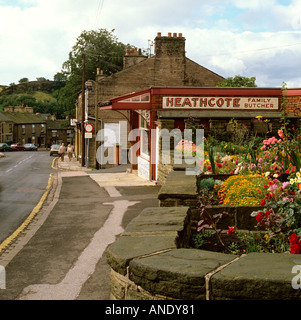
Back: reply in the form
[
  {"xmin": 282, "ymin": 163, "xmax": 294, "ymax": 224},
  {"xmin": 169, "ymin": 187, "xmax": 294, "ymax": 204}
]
[
  {"xmin": 75, "ymin": 32, "xmax": 224, "ymax": 168},
  {"xmin": 99, "ymin": 86, "xmax": 301, "ymax": 184}
]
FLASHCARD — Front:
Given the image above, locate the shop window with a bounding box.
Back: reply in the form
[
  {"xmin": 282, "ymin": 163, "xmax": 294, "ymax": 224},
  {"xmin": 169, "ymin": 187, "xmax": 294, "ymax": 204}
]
[{"xmin": 139, "ymin": 116, "xmax": 149, "ymax": 158}]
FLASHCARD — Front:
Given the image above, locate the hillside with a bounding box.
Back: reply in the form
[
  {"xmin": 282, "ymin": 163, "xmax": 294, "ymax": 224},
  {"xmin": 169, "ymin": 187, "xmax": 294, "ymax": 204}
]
[
  {"xmin": 1, "ymin": 80, "xmax": 58, "ymax": 95},
  {"xmin": 0, "ymin": 80, "xmax": 66, "ymax": 118}
]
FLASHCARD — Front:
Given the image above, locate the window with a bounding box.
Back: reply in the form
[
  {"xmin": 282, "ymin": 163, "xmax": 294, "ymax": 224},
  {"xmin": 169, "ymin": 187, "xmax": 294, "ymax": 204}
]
[
  {"xmin": 22, "ymin": 125, "xmax": 25, "ymax": 135},
  {"xmin": 139, "ymin": 116, "xmax": 149, "ymax": 158},
  {"xmin": 9, "ymin": 124, "xmax": 12, "ymax": 133},
  {"xmin": 41, "ymin": 124, "xmax": 45, "ymax": 133},
  {"xmin": 32, "ymin": 124, "xmax": 35, "ymax": 134},
  {"xmin": 120, "ymin": 93, "xmax": 150, "ymax": 103}
]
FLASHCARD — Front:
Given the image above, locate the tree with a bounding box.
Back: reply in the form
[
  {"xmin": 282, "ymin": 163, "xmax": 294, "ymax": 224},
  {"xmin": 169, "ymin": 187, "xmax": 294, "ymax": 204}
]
[
  {"xmin": 216, "ymin": 75, "xmax": 257, "ymax": 87},
  {"xmin": 58, "ymin": 28, "xmax": 133, "ymax": 117},
  {"xmin": 19, "ymin": 78, "xmax": 29, "ymax": 84}
]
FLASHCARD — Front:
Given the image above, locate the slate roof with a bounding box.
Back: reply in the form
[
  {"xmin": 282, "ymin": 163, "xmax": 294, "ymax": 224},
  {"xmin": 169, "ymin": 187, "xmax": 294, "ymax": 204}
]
[
  {"xmin": 0, "ymin": 112, "xmax": 14, "ymax": 122},
  {"xmin": 0, "ymin": 112, "xmax": 46, "ymax": 124}
]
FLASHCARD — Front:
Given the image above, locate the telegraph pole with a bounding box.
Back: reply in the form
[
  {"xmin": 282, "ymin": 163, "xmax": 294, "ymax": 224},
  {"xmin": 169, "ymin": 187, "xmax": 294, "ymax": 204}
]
[{"xmin": 81, "ymin": 52, "xmax": 86, "ymax": 167}]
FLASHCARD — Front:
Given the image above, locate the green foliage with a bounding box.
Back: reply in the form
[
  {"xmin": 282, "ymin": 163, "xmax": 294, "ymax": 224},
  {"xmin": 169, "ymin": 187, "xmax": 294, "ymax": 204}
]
[
  {"xmin": 0, "ymin": 91, "xmax": 65, "ymax": 118},
  {"xmin": 216, "ymin": 75, "xmax": 257, "ymax": 87},
  {"xmin": 192, "ymin": 230, "xmax": 213, "ymax": 249},
  {"xmin": 59, "ymin": 28, "xmax": 133, "ymax": 117},
  {"xmin": 19, "ymin": 77, "xmax": 29, "ymax": 83},
  {"xmin": 199, "ymin": 178, "xmax": 216, "ymax": 192}
]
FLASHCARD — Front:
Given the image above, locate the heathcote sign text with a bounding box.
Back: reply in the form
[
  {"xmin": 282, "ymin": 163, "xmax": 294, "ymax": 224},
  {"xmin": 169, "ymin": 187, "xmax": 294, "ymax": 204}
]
[{"xmin": 163, "ymin": 97, "xmax": 278, "ymax": 110}]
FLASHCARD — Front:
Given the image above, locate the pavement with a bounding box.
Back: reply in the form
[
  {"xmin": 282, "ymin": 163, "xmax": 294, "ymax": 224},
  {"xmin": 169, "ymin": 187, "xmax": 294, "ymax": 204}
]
[{"xmin": 0, "ymin": 155, "xmax": 160, "ymax": 300}]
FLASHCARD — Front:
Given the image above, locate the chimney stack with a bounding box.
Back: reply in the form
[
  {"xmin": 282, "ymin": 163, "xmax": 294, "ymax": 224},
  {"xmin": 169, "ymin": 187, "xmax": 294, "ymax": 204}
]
[
  {"xmin": 154, "ymin": 32, "xmax": 185, "ymax": 57},
  {"xmin": 123, "ymin": 46, "xmax": 148, "ymax": 69}
]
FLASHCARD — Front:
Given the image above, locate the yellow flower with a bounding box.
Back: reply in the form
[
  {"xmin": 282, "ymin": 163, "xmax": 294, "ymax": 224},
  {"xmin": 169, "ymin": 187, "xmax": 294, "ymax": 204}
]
[{"xmin": 264, "ymin": 234, "xmax": 270, "ymax": 241}]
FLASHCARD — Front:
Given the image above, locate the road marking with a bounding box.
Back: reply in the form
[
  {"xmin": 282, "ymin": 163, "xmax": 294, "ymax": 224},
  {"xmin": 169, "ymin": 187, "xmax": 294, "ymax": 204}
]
[
  {"xmin": 104, "ymin": 186, "xmax": 122, "ymax": 197},
  {"xmin": 5, "ymin": 155, "xmax": 34, "ymax": 174},
  {"xmin": 0, "ymin": 173, "xmax": 54, "ymax": 254},
  {"xmin": 18, "ymin": 199, "xmax": 140, "ymax": 300}
]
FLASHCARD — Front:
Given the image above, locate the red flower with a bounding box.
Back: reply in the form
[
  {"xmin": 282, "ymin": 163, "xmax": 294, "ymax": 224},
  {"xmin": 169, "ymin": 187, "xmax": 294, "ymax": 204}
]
[
  {"xmin": 216, "ymin": 163, "xmax": 223, "ymax": 168},
  {"xmin": 265, "ymin": 209, "xmax": 272, "ymax": 218},
  {"xmin": 256, "ymin": 212, "xmax": 264, "ymax": 222},
  {"xmin": 289, "ymin": 233, "xmax": 300, "ymax": 244},
  {"xmin": 260, "ymin": 199, "xmax": 266, "ymax": 207},
  {"xmin": 290, "ymin": 243, "xmax": 301, "ymax": 254},
  {"xmin": 227, "ymin": 226, "xmax": 236, "ymax": 235},
  {"xmin": 263, "ymin": 184, "xmax": 269, "ymax": 189}
]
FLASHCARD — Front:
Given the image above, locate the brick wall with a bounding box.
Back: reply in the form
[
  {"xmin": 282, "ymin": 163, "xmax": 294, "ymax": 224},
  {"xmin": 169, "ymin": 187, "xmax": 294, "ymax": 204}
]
[{"xmin": 286, "ymin": 96, "xmax": 301, "ymax": 116}]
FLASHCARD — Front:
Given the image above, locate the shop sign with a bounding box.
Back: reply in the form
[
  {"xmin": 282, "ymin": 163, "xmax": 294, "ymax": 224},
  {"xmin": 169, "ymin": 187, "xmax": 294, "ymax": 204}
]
[{"xmin": 163, "ymin": 97, "xmax": 278, "ymax": 110}]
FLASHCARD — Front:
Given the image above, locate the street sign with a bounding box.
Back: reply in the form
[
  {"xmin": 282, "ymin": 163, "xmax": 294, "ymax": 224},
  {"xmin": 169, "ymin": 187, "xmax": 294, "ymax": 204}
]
[
  {"xmin": 85, "ymin": 132, "xmax": 92, "ymax": 139},
  {"xmin": 70, "ymin": 119, "xmax": 77, "ymax": 126},
  {"xmin": 85, "ymin": 123, "xmax": 94, "ymax": 133}
]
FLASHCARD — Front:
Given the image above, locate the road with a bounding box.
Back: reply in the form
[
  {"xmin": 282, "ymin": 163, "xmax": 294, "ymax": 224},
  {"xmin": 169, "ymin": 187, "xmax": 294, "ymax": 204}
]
[
  {"xmin": 0, "ymin": 151, "xmax": 55, "ymax": 243},
  {"xmin": 0, "ymin": 163, "xmax": 160, "ymax": 300}
]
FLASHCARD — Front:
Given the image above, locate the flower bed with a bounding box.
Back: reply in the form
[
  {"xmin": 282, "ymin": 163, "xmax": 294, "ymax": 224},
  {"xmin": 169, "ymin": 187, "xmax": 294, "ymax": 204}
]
[
  {"xmin": 176, "ymin": 107, "xmax": 301, "ymax": 256},
  {"xmin": 194, "ymin": 170, "xmax": 301, "ymax": 255}
]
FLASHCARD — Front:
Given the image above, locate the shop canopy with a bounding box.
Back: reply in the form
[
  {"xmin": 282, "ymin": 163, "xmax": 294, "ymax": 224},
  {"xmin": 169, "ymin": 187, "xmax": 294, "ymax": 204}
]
[{"xmin": 98, "ymin": 86, "xmax": 299, "ymax": 119}]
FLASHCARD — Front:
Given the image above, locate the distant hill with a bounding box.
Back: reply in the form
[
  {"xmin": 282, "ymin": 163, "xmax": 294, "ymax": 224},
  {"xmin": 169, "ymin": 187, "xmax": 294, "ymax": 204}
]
[
  {"xmin": 1, "ymin": 80, "xmax": 59, "ymax": 95},
  {"xmin": 0, "ymin": 80, "xmax": 66, "ymax": 118}
]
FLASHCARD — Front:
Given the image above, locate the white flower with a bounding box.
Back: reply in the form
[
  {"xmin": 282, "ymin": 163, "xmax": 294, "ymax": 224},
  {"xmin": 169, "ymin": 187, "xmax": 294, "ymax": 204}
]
[{"xmin": 265, "ymin": 172, "xmax": 270, "ymax": 177}]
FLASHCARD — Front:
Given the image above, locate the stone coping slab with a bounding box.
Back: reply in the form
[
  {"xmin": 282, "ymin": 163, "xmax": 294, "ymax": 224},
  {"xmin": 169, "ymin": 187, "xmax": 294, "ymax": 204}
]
[
  {"xmin": 129, "ymin": 248, "xmax": 236, "ymax": 300},
  {"xmin": 106, "ymin": 207, "xmax": 191, "ymax": 276},
  {"xmin": 107, "ymin": 171, "xmax": 301, "ymax": 300},
  {"xmin": 124, "ymin": 207, "xmax": 190, "ymax": 233},
  {"xmin": 106, "ymin": 235, "xmax": 177, "ymax": 276},
  {"xmin": 158, "ymin": 171, "xmax": 198, "ymax": 200},
  {"xmin": 211, "ymin": 252, "xmax": 301, "ymax": 300}
]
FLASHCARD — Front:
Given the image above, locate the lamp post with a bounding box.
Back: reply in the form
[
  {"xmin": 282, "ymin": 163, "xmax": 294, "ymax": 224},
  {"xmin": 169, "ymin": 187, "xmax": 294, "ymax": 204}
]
[
  {"xmin": 81, "ymin": 52, "xmax": 86, "ymax": 167},
  {"xmin": 85, "ymin": 79, "xmax": 101, "ymax": 169}
]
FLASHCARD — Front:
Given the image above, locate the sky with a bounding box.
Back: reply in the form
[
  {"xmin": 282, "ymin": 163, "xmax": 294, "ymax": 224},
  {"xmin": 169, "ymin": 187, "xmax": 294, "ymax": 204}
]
[{"xmin": 0, "ymin": 0, "xmax": 301, "ymax": 87}]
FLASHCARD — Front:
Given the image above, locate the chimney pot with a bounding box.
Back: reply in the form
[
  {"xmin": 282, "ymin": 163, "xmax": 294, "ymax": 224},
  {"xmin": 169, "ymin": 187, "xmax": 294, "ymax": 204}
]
[
  {"xmin": 173, "ymin": 33, "xmax": 177, "ymax": 37},
  {"xmin": 178, "ymin": 33, "xmax": 183, "ymax": 37},
  {"xmin": 157, "ymin": 32, "xmax": 161, "ymax": 37},
  {"xmin": 168, "ymin": 32, "xmax": 172, "ymax": 37}
]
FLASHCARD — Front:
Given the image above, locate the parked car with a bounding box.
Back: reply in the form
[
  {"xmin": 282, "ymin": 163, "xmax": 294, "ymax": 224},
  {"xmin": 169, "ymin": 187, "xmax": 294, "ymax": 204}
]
[
  {"xmin": 0, "ymin": 143, "xmax": 13, "ymax": 152},
  {"xmin": 50, "ymin": 144, "xmax": 61, "ymax": 156},
  {"xmin": 24, "ymin": 143, "xmax": 38, "ymax": 151},
  {"xmin": 11, "ymin": 143, "xmax": 26, "ymax": 151}
]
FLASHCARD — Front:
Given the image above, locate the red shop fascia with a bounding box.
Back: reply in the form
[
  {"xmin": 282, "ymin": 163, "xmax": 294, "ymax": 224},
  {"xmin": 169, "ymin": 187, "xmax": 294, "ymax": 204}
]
[{"xmin": 98, "ymin": 86, "xmax": 301, "ymax": 182}]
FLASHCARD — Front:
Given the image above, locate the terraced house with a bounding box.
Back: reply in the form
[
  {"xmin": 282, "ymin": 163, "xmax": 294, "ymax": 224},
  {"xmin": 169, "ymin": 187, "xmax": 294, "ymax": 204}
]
[{"xmin": 0, "ymin": 106, "xmax": 47, "ymax": 147}]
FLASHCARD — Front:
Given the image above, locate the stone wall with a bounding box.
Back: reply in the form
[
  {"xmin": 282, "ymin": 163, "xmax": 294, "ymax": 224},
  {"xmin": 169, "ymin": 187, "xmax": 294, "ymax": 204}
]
[
  {"xmin": 80, "ymin": 33, "xmax": 224, "ymax": 168},
  {"xmin": 106, "ymin": 171, "xmax": 301, "ymax": 300}
]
